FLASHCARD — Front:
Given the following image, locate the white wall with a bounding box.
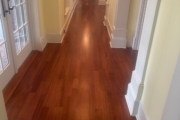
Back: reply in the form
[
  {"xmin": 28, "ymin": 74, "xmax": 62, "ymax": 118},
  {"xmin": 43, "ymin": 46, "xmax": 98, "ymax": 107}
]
[
  {"xmin": 125, "ymin": 0, "xmax": 160, "ymax": 115},
  {"xmin": 162, "ymin": 53, "xmax": 180, "ymax": 120},
  {"xmin": 0, "ymin": 88, "xmax": 8, "ymax": 120},
  {"xmin": 141, "ymin": 0, "xmax": 180, "ymax": 119}
]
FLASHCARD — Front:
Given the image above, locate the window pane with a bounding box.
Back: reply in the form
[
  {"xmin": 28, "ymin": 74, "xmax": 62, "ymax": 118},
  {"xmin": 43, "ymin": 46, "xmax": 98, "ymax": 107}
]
[
  {"xmin": 20, "ymin": 0, "xmax": 25, "ymax": 3},
  {"xmin": 0, "ymin": 17, "xmax": 5, "ymax": 43},
  {"xmin": 0, "ymin": 43, "xmax": 9, "ymax": 68},
  {"xmin": 16, "ymin": 6, "xmax": 23, "ymax": 28},
  {"xmin": 0, "ymin": 5, "xmax": 1, "ymax": 15},
  {"xmin": 15, "ymin": 0, "xmax": 20, "ymax": 5},
  {"xmin": 14, "ymin": 32, "xmax": 21, "ymax": 53},
  {"xmin": 0, "ymin": 58, "xmax": 3, "ymax": 73},
  {"xmin": 24, "ymin": 25, "xmax": 28, "ymax": 44},
  {"xmin": 19, "ymin": 28, "xmax": 25, "ymax": 48},
  {"xmin": 21, "ymin": 4, "xmax": 27, "ymax": 24},
  {"xmin": 11, "ymin": 8, "xmax": 18, "ymax": 32}
]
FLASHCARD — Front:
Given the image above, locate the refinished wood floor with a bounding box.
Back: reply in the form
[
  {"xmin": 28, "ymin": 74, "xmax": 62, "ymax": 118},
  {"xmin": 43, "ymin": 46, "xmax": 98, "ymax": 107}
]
[{"xmin": 4, "ymin": 0, "xmax": 137, "ymax": 119}]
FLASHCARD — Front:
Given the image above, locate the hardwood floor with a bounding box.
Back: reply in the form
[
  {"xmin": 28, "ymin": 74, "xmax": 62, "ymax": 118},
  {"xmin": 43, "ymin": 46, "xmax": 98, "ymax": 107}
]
[{"xmin": 4, "ymin": 0, "xmax": 137, "ymax": 119}]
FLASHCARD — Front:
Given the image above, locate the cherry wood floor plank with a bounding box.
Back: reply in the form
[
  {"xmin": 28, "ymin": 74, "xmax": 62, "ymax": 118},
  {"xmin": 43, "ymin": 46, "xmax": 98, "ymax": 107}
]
[{"xmin": 3, "ymin": 51, "xmax": 39, "ymax": 104}]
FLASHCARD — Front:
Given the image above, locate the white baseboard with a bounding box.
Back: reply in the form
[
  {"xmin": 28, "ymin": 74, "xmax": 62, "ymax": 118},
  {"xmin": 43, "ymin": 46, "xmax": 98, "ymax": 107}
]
[
  {"xmin": 109, "ymin": 41, "xmax": 112, "ymax": 48},
  {"xmin": 41, "ymin": 35, "xmax": 47, "ymax": 51},
  {"xmin": 35, "ymin": 34, "xmax": 60, "ymax": 51},
  {"xmin": 125, "ymin": 71, "xmax": 144, "ymax": 116},
  {"xmin": 46, "ymin": 34, "xmax": 61, "ymax": 43},
  {"xmin": 136, "ymin": 103, "xmax": 150, "ymax": 120},
  {"xmin": 45, "ymin": 0, "xmax": 78, "ymax": 44},
  {"xmin": 104, "ymin": 16, "xmax": 113, "ymax": 39},
  {"xmin": 132, "ymin": 36, "xmax": 140, "ymax": 50},
  {"xmin": 39, "ymin": 33, "xmax": 60, "ymax": 51},
  {"xmin": 110, "ymin": 38, "xmax": 127, "ymax": 48},
  {"xmin": 98, "ymin": 0, "xmax": 106, "ymax": 5},
  {"xmin": 127, "ymin": 37, "xmax": 133, "ymax": 47},
  {"xmin": 125, "ymin": 87, "xmax": 140, "ymax": 116},
  {"xmin": 104, "ymin": 16, "xmax": 127, "ymax": 48},
  {"xmin": 60, "ymin": 0, "xmax": 78, "ymax": 43}
]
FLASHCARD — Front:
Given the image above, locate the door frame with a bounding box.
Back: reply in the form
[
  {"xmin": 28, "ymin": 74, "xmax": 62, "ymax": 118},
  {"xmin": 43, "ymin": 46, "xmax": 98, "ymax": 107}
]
[
  {"xmin": 132, "ymin": 0, "xmax": 148, "ymax": 50},
  {"xmin": 27, "ymin": 0, "xmax": 44, "ymax": 51},
  {"xmin": 125, "ymin": 0, "xmax": 162, "ymax": 117}
]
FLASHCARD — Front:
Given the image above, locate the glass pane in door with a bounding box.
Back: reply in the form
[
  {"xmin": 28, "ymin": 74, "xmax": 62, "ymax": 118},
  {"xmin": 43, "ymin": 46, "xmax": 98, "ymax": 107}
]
[
  {"xmin": 11, "ymin": 9, "xmax": 18, "ymax": 31},
  {"xmin": 14, "ymin": 31, "xmax": 21, "ymax": 53},
  {"xmin": 0, "ymin": 43, "xmax": 9, "ymax": 68},
  {"xmin": 9, "ymin": 0, "xmax": 18, "ymax": 31},
  {"xmin": 21, "ymin": 4, "xmax": 27, "ymax": 23},
  {"xmin": 19, "ymin": 28, "xmax": 25, "ymax": 48},
  {"xmin": 0, "ymin": 15, "xmax": 10, "ymax": 73},
  {"xmin": 24, "ymin": 25, "xmax": 28, "ymax": 44},
  {"xmin": 0, "ymin": 17, "xmax": 5, "ymax": 43},
  {"xmin": 0, "ymin": 59, "xmax": 2, "ymax": 73},
  {"xmin": 9, "ymin": 0, "xmax": 29, "ymax": 54},
  {"xmin": 15, "ymin": 0, "xmax": 20, "ymax": 5},
  {"xmin": 16, "ymin": 6, "xmax": 23, "ymax": 28}
]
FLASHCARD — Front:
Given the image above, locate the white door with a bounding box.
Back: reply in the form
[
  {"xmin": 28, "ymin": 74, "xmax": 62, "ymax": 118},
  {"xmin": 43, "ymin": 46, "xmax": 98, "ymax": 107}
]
[
  {"xmin": 0, "ymin": 0, "xmax": 15, "ymax": 89},
  {"xmin": 7, "ymin": 0, "xmax": 32, "ymax": 70},
  {"xmin": 0, "ymin": 0, "xmax": 32, "ymax": 89}
]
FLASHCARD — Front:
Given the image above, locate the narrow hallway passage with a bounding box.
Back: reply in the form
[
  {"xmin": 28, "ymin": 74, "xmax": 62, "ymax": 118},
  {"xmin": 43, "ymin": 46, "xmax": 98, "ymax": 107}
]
[{"xmin": 4, "ymin": 0, "xmax": 137, "ymax": 119}]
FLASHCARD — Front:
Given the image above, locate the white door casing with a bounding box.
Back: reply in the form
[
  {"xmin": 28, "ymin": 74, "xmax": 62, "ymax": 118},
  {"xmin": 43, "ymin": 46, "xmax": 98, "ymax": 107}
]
[
  {"xmin": 125, "ymin": 0, "xmax": 161, "ymax": 116},
  {"xmin": 132, "ymin": 0, "xmax": 148, "ymax": 50},
  {"xmin": 27, "ymin": 0, "xmax": 44, "ymax": 51}
]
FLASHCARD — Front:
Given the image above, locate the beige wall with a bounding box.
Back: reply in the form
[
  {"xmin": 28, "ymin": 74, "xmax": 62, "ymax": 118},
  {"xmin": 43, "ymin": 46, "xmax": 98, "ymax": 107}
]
[
  {"xmin": 127, "ymin": 0, "xmax": 140, "ymax": 42},
  {"xmin": 60, "ymin": 0, "xmax": 75, "ymax": 32},
  {"xmin": 106, "ymin": 0, "xmax": 140, "ymax": 47},
  {"xmin": 141, "ymin": 0, "xmax": 180, "ymax": 119},
  {"xmin": 59, "ymin": 0, "xmax": 65, "ymax": 32},
  {"xmin": 42, "ymin": 0, "xmax": 61, "ymax": 34},
  {"xmin": 108, "ymin": 0, "xmax": 117, "ymax": 26},
  {"xmin": 38, "ymin": 0, "xmax": 75, "ymax": 36},
  {"xmin": 39, "ymin": 0, "xmax": 139, "ymax": 46}
]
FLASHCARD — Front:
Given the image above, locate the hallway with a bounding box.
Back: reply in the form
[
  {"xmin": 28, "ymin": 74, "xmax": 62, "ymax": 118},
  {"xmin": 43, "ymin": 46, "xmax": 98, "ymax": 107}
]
[{"xmin": 4, "ymin": 0, "xmax": 137, "ymax": 119}]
